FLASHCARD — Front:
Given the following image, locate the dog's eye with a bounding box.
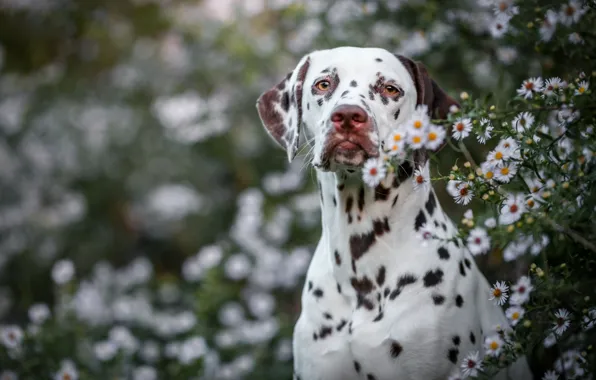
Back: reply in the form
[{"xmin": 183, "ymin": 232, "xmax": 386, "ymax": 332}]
[
  {"xmin": 384, "ymin": 85, "xmax": 401, "ymax": 96},
  {"xmin": 315, "ymin": 80, "xmax": 331, "ymax": 91}
]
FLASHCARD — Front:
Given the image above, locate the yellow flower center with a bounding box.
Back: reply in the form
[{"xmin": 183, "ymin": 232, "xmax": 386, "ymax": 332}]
[
  {"xmin": 412, "ymin": 136, "xmax": 422, "ymax": 144},
  {"xmin": 579, "ymin": 87, "xmax": 585, "ymax": 93},
  {"xmin": 485, "ymin": 171, "xmax": 494, "ymax": 179},
  {"xmin": 391, "ymin": 144, "xmax": 399, "ymax": 151},
  {"xmin": 428, "ymin": 132, "xmax": 437, "ymax": 141},
  {"xmin": 500, "ymin": 167, "xmax": 509, "ymax": 175},
  {"xmin": 512, "ymin": 312, "xmax": 520, "ymax": 320},
  {"xmin": 393, "ymin": 134, "xmax": 402, "ymax": 142},
  {"xmin": 490, "ymin": 341, "xmax": 499, "ymax": 350},
  {"xmin": 414, "ymin": 120, "xmax": 423, "ymax": 129},
  {"xmin": 493, "ymin": 289, "xmax": 502, "ymax": 297},
  {"xmin": 456, "ymin": 123, "xmax": 464, "ymax": 131},
  {"xmin": 495, "ymin": 151, "xmax": 503, "ymax": 160}
]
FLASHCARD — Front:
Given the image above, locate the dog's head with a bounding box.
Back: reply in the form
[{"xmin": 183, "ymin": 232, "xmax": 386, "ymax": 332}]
[{"xmin": 256, "ymin": 47, "xmax": 458, "ymax": 171}]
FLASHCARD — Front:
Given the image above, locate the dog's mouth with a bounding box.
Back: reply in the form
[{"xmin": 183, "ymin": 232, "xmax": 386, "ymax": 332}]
[{"xmin": 319, "ymin": 135, "xmax": 380, "ymax": 170}]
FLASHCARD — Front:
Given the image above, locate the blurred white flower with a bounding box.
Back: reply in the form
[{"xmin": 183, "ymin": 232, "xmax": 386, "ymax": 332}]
[
  {"xmin": 28, "ymin": 303, "xmax": 50, "ymax": 325},
  {"xmin": 132, "ymin": 365, "xmax": 158, "ymax": 380},
  {"xmin": 224, "ymin": 253, "xmax": 252, "ymax": 280},
  {"xmin": 52, "ymin": 259, "xmax": 75, "ymax": 284},
  {"xmin": 94, "ymin": 340, "xmax": 118, "ymax": 362},
  {"xmin": 246, "ymin": 292, "xmax": 276, "ymax": 319},
  {"xmin": 0, "ymin": 370, "xmax": 18, "ymax": 380},
  {"xmin": 140, "ymin": 340, "xmax": 161, "ymax": 363},
  {"xmin": 178, "ymin": 336, "xmax": 208, "ymax": 365},
  {"xmin": 108, "ymin": 326, "xmax": 139, "ymax": 354},
  {"xmin": 218, "ymin": 302, "xmax": 245, "ymax": 327},
  {"xmin": 1, "ymin": 325, "xmax": 23, "ymax": 350},
  {"xmin": 54, "ymin": 360, "xmax": 78, "ymax": 380},
  {"xmin": 275, "ymin": 338, "xmax": 293, "ymax": 361}
]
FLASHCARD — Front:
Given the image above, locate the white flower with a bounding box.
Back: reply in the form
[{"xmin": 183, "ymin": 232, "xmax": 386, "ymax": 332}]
[
  {"xmin": 582, "ymin": 308, "xmax": 596, "ymax": 331},
  {"xmin": 109, "ymin": 326, "xmax": 139, "ymax": 354},
  {"xmin": 424, "ymin": 124, "xmax": 446, "ymax": 150},
  {"xmin": 506, "ymin": 306, "xmax": 525, "ymax": 326},
  {"xmin": 224, "ymin": 253, "xmax": 252, "ymax": 280},
  {"xmin": 447, "ymin": 180, "xmax": 474, "ymax": 205},
  {"xmin": 510, "ymin": 275, "xmax": 534, "ymax": 305},
  {"xmin": 218, "ymin": 302, "xmax": 245, "ymax": 327},
  {"xmin": 543, "ymin": 333, "xmax": 557, "ymax": 348},
  {"xmin": 489, "ymin": 14, "xmax": 511, "ymax": 38},
  {"xmin": 494, "ymin": 162, "xmax": 518, "ymax": 183},
  {"xmin": 140, "ymin": 340, "xmax": 161, "ymax": 363},
  {"xmin": 467, "ymin": 227, "xmax": 491, "ymax": 256},
  {"xmin": 362, "ymin": 158, "xmax": 387, "ymax": 188},
  {"xmin": 517, "ymin": 77, "xmax": 544, "ymax": 99},
  {"xmin": 407, "ymin": 128, "xmax": 426, "ymax": 149},
  {"xmin": 480, "ymin": 161, "xmax": 497, "ymax": 182},
  {"xmin": 94, "ymin": 340, "xmax": 119, "ymax": 361},
  {"xmin": 568, "ymin": 32, "xmax": 584, "ymax": 44},
  {"xmin": 246, "ymin": 292, "xmax": 276, "ymax": 319},
  {"xmin": 489, "ymin": 281, "xmax": 509, "ymax": 306},
  {"xmin": 52, "ymin": 259, "xmax": 75, "ymax": 284},
  {"xmin": 543, "ymin": 77, "xmax": 564, "ymax": 97},
  {"xmin": 552, "ymin": 308, "xmax": 571, "ymax": 336},
  {"xmin": 477, "ymin": 118, "xmax": 493, "ymax": 144},
  {"xmin": 559, "ymin": 1, "xmax": 584, "ymax": 26},
  {"xmin": 499, "ymin": 193, "xmax": 526, "ymax": 225},
  {"xmin": 575, "ymin": 80, "xmax": 589, "ymax": 95},
  {"xmin": 28, "ymin": 303, "xmax": 50, "ymax": 325},
  {"xmin": 451, "ymin": 118, "xmax": 473, "ymax": 140},
  {"xmin": 463, "ymin": 209, "xmax": 473, "ymax": 220},
  {"xmin": 178, "ymin": 336, "xmax": 208, "ymax": 365},
  {"xmin": 415, "ymin": 223, "xmax": 435, "ymax": 246},
  {"xmin": 133, "ymin": 366, "xmax": 158, "ymax": 380},
  {"xmin": 412, "ymin": 166, "xmax": 430, "ymax": 192},
  {"xmin": 539, "ymin": 10, "xmax": 558, "ymax": 42},
  {"xmin": 405, "ymin": 106, "xmax": 430, "ymax": 133},
  {"xmin": 54, "ymin": 361, "xmax": 78, "ymax": 380},
  {"xmin": 460, "ymin": 351, "xmax": 483, "ymax": 377},
  {"xmin": 0, "ymin": 371, "xmax": 18, "ymax": 380},
  {"xmin": 484, "ymin": 334, "xmax": 504, "ymax": 357},
  {"xmin": 0, "ymin": 326, "xmax": 23, "ymax": 350},
  {"xmin": 542, "ymin": 370, "xmax": 559, "ymax": 380},
  {"xmin": 484, "ymin": 217, "xmax": 497, "ymax": 229},
  {"xmin": 493, "ymin": 0, "xmax": 519, "ymax": 17},
  {"xmin": 512, "ymin": 112, "xmax": 535, "ymax": 133}
]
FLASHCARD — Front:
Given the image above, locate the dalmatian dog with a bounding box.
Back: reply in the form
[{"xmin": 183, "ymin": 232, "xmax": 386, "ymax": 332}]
[{"xmin": 256, "ymin": 47, "xmax": 532, "ymax": 380}]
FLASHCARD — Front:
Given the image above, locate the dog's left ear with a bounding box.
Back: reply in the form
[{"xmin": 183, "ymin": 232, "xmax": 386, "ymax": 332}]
[
  {"xmin": 256, "ymin": 56, "xmax": 311, "ymax": 163},
  {"xmin": 395, "ymin": 54, "xmax": 459, "ymax": 121}
]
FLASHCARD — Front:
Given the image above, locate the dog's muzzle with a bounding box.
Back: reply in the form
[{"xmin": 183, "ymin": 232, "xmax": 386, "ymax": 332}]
[{"xmin": 319, "ymin": 105, "xmax": 379, "ymax": 170}]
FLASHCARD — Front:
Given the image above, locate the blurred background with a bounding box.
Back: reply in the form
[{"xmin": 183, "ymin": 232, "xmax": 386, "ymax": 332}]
[{"xmin": 0, "ymin": 0, "xmax": 574, "ymax": 378}]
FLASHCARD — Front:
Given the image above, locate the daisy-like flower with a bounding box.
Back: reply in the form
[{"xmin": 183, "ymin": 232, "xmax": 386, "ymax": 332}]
[
  {"xmin": 493, "ymin": 0, "xmax": 519, "ymax": 17},
  {"xmin": 543, "ymin": 77, "xmax": 564, "ymax": 97},
  {"xmin": 517, "ymin": 77, "xmax": 544, "ymax": 99},
  {"xmin": 480, "ymin": 161, "xmax": 497, "ymax": 182},
  {"xmin": 506, "ymin": 306, "xmax": 525, "ymax": 326},
  {"xmin": 476, "ymin": 118, "xmax": 493, "ymax": 144},
  {"xmin": 362, "ymin": 158, "xmax": 387, "ymax": 188},
  {"xmin": 498, "ymin": 137, "xmax": 520, "ymax": 159},
  {"xmin": 452, "ymin": 118, "xmax": 473, "ymax": 140},
  {"xmin": 405, "ymin": 106, "xmax": 431, "ymax": 133},
  {"xmin": 552, "ymin": 309, "xmax": 571, "ymax": 336},
  {"xmin": 539, "ymin": 9, "xmax": 558, "ymax": 42},
  {"xmin": 494, "ymin": 162, "xmax": 518, "ymax": 183},
  {"xmin": 499, "ymin": 193, "xmax": 526, "ymax": 225},
  {"xmin": 0, "ymin": 325, "xmax": 23, "ymax": 350},
  {"xmin": 574, "ymin": 80, "xmax": 589, "ymax": 96},
  {"xmin": 543, "ymin": 333, "xmax": 557, "ymax": 348},
  {"xmin": 54, "ymin": 361, "xmax": 79, "ymax": 380},
  {"xmin": 542, "ymin": 370, "xmax": 559, "ymax": 380},
  {"xmin": 484, "ymin": 217, "xmax": 497, "ymax": 229},
  {"xmin": 416, "ymin": 223, "xmax": 435, "ymax": 247},
  {"xmin": 510, "ymin": 275, "xmax": 533, "ymax": 305},
  {"xmin": 467, "ymin": 227, "xmax": 491, "ymax": 256},
  {"xmin": 512, "ymin": 112, "xmax": 535, "ymax": 133},
  {"xmin": 559, "ymin": 1, "xmax": 584, "ymax": 26},
  {"xmin": 460, "ymin": 351, "xmax": 483, "ymax": 378},
  {"xmin": 489, "ymin": 14, "xmax": 511, "ymax": 39},
  {"xmin": 407, "ymin": 128, "xmax": 427, "ymax": 149},
  {"xmin": 412, "ymin": 166, "xmax": 430, "ymax": 192},
  {"xmin": 387, "ymin": 138, "xmax": 406, "ymax": 157},
  {"xmin": 489, "ymin": 281, "xmax": 509, "ymax": 305},
  {"xmin": 484, "ymin": 334, "xmax": 504, "ymax": 357},
  {"xmin": 568, "ymin": 32, "xmax": 583, "ymax": 45},
  {"xmin": 447, "ymin": 180, "xmax": 474, "ymax": 205},
  {"xmin": 582, "ymin": 308, "xmax": 596, "ymax": 331},
  {"xmin": 424, "ymin": 124, "xmax": 446, "ymax": 150}
]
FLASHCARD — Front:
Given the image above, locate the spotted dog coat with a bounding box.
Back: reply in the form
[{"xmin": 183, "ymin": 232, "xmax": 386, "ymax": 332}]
[{"xmin": 257, "ymin": 47, "xmax": 532, "ymax": 380}]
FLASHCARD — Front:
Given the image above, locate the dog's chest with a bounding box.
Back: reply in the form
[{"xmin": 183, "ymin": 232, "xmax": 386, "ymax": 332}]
[{"xmin": 293, "ymin": 237, "xmax": 482, "ymax": 380}]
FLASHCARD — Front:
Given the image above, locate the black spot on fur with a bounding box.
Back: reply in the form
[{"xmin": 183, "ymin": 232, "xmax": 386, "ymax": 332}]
[
  {"xmin": 464, "ymin": 258, "xmax": 472, "ymax": 269},
  {"xmin": 392, "ymin": 194, "xmax": 399, "ymax": 207},
  {"xmin": 452, "ymin": 335, "xmax": 460, "ymax": 346},
  {"xmin": 317, "ymin": 98, "xmax": 323, "ymax": 106},
  {"xmin": 414, "ymin": 210, "xmax": 426, "ymax": 231},
  {"xmin": 308, "ymin": 281, "xmax": 313, "ymax": 291},
  {"xmin": 383, "ymin": 287, "xmax": 390, "ymax": 298},
  {"xmin": 425, "ymin": 192, "xmax": 437, "ymax": 215},
  {"xmin": 313, "ymin": 288, "xmax": 324, "ymax": 298},
  {"xmin": 332, "ymin": 196, "xmax": 337, "ymax": 206},
  {"xmin": 319, "ymin": 326, "xmax": 333, "ymax": 339},
  {"xmin": 423, "ymin": 269, "xmax": 444, "ymax": 287},
  {"xmin": 373, "ymin": 218, "xmax": 390, "ymax": 236},
  {"xmin": 341, "ymin": 90, "xmax": 349, "ymax": 98},
  {"xmin": 351, "ymin": 259, "xmax": 357, "ymax": 273},
  {"xmin": 393, "ymin": 109, "xmax": 400, "ymax": 120},
  {"xmin": 438, "ymin": 247, "xmax": 450, "ymax": 260},
  {"xmin": 323, "ymin": 312, "xmax": 333, "ymax": 320},
  {"xmin": 390, "ymin": 274, "xmax": 417, "ymax": 300},
  {"xmin": 454, "ymin": 239, "xmax": 460, "ymax": 248},
  {"xmin": 376, "ymin": 266, "xmax": 386, "ymax": 286},
  {"xmin": 470, "ymin": 331, "xmax": 476, "ymax": 344},
  {"xmin": 390, "ymin": 341, "xmax": 403, "ymax": 358},
  {"xmin": 442, "ymin": 222, "xmax": 447, "ymax": 231},
  {"xmin": 334, "ymin": 250, "xmax": 342, "ymax": 266},
  {"xmin": 380, "ymin": 96, "xmax": 389, "ymax": 105},
  {"xmin": 448, "ymin": 348, "xmax": 459, "ymax": 364},
  {"xmin": 358, "ymin": 186, "xmax": 365, "ymax": 212},
  {"xmin": 356, "ymin": 294, "xmax": 375, "ymax": 310},
  {"xmin": 374, "ymin": 183, "xmax": 391, "ymax": 201},
  {"xmin": 351, "ymin": 276, "xmax": 374, "ymax": 294},
  {"xmin": 375, "ymin": 58, "xmax": 383, "ymax": 62},
  {"xmin": 367, "ymin": 375, "xmax": 377, "ymax": 380},
  {"xmin": 432, "ymin": 294, "xmax": 445, "ymax": 305},
  {"xmin": 350, "ymin": 231, "xmax": 376, "ymax": 260},
  {"xmin": 281, "ymin": 92, "xmax": 290, "ymax": 112},
  {"xmin": 306, "ymin": 102, "xmax": 310, "ymax": 110},
  {"xmin": 346, "ymin": 195, "xmax": 354, "ymax": 213},
  {"xmin": 336, "ymin": 319, "xmax": 347, "ymax": 331},
  {"xmin": 313, "ymin": 333, "xmax": 318, "ymax": 341},
  {"xmin": 456, "ymin": 294, "xmax": 464, "ymax": 307},
  {"xmin": 368, "ymin": 90, "xmax": 375, "ymax": 100},
  {"xmin": 459, "ymin": 261, "xmax": 466, "ymax": 276},
  {"xmin": 354, "ymin": 361, "xmax": 361, "ymax": 373},
  {"xmin": 373, "ymin": 312, "xmax": 384, "ymax": 322},
  {"xmin": 338, "ymin": 183, "xmax": 345, "ymax": 191},
  {"xmin": 350, "ymin": 80, "xmax": 358, "ymax": 87},
  {"xmin": 337, "ymin": 283, "xmax": 342, "ymax": 294}
]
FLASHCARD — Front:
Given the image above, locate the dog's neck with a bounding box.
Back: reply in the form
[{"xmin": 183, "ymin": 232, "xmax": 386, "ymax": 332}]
[{"xmin": 316, "ymin": 161, "xmax": 452, "ymax": 302}]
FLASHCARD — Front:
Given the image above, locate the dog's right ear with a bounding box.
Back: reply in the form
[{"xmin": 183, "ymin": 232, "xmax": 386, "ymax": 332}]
[{"xmin": 256, "ymin": 56, "xmax": 311, "ymax": 163}]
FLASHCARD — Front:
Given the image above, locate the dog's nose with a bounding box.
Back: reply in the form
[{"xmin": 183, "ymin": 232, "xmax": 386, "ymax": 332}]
[{"xmin": 330, "ymin": 105, "xmax": 369, "ymax": 131}]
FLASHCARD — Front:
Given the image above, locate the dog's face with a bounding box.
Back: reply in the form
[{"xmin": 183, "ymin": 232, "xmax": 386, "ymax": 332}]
[{"xmin": 257, "ymin": 47, "xmax": 457, "ymax": 172}]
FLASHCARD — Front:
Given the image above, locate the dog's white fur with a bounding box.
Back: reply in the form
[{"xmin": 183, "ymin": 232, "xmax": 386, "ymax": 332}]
[{"xmin": 257, "ymin": 47, "xmax": 532, "ymax": 380}]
